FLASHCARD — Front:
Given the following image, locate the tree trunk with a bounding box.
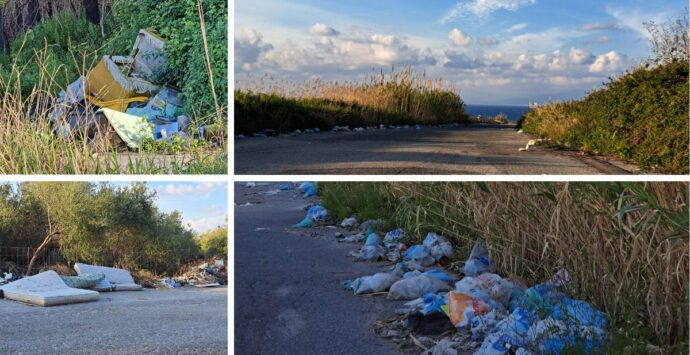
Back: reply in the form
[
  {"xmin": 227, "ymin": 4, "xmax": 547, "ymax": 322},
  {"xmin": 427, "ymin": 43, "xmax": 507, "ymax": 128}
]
[{"xmin": 25, "ymin": 231, "xmax": 60, "ymax": 276}]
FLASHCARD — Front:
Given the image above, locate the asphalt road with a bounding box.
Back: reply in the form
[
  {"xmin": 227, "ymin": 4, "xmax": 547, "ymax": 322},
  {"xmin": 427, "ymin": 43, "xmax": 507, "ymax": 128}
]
[
  {"xmin": 0, "ymin": 287, "xmax": 228, "ymax": 354},
  {"xmin": 234, "ymin": 183, "xmax": 404, "ymax": 355},
  {"xmin": 235, "ymin": 124, "xmax": 634, "ymax": 175}
]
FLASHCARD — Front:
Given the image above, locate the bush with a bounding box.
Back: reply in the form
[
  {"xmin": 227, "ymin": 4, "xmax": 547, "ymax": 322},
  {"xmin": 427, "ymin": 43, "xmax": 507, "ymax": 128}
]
[
  {"xmin": 0, "ymin": 182, "xmax": 201, "ymax": 275},
  {"xmin": 235, "ymin": 67, "xmax": 468, "ymax": 135},
  {"xmin": 197, "ymin": 225, "xmax": 228, "ymax": 257},
  {"xmin": 0, "ymin": 11, "xmax": 103, "ymax": 95},
  {"xmin": 521, "ymin": 60, "xmax": 689, "ymax": 173}
]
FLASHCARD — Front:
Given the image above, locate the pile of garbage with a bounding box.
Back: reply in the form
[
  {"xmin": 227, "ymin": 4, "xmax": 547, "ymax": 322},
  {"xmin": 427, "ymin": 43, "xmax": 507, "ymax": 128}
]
[
  {"xmin": 336, "ymin": 222, "xmax": 609, "ymax": 354},
  {"xmin": 161, "ymin": 257, "xmax": 227, "ymax": 288},
  {"xmin": 49, "ymin": 29, "xmax": 207, "ymax": 150}
]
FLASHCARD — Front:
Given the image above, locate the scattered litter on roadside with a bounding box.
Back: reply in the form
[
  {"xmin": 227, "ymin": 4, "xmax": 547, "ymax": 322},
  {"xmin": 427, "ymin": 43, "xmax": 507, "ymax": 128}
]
[
  {"xmin": 341, "ymin": 216, "xmax": 358, "ymax": 228},
  {"xmin": 299, "ymin": 182, "xmax": 318, "ymax": 197},
  {"xmin": 463, "ymin": 239, "xmax": 490, "ymax": 276},
  {"xmin": 280, "ymin": 186, "xmax": 610, "ymax": 354},
  {"xmin": 293, "ymin": 205, "xmax": 328, "ymax": 228},
  {"xmin": 173, "ymin": 257, "xmax": 227, "ymax": 287},
  {"xmin": 337, "ymin": 233, "xmax": 367, "ymax": 243},
  {"xmin": 255, "ymin": 227, "xmax": 269, "ymax": 231}
]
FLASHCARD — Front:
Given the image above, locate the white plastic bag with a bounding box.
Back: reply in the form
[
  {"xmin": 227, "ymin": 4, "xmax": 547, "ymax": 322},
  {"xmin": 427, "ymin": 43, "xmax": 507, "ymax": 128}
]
[
  {"xmin": 352, "ymin": 272, "xmax": 401, "ymax": 294},
  {"xmin": 388, "ymin": 274, "xmax": 453, "ymax": 300},
  {"xmin": 423, "ymin": 233, "xmax": 453, "ymax": 260}
]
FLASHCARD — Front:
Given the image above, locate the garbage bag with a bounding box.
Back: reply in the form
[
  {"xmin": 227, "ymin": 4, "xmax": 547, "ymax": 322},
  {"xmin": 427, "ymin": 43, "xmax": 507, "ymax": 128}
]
[
  {"xmin": 293, "ymin": 217, "xmax": 313, "ymax": 228},
  {"xmin": 299, "ymin": 182, "xmax": 318, "ymax": 197},
  {"xmin": 464, "ymin": 239, "xmax": 490, "ymax": 276},
  {"xmin": 341, "ymin": 217, "xmax": 358, "ymax": 228},
  {"xmin": 470, "ymin": 309, "xmax": 509, "ymax": 341},
  {"xmin": 423, "ymin": 233, "xmax": 453, "ymax": 260},
  {"xmin": 388, "ymin": 274, "xmax": 453, "ymax": 300},
  {"xmin": 455, "ymin": 273, "xmax": 515, "ymax": 306},
  {"xmin": 306, "ymin": 205, "xmax": 328, "ymax": 221},
  {"xmin": 427, "ymin": 339, "xmax": 458, "ymax": 355},
  {"xmin": 356, "ymin": 245, "xmax": 386, "ymax": 261},
  {"xmin": 407, "ymin": 311, "xmax": 456, "ymax": 336},
  {"xmin": 424, "ymin": 269, "xmax": 454, "ymax": 284},
  {"xmin": 404, "ymin": 245, "xmax": 436, "ymax": 266},
  {"xmin": 383, "ymin": 228, "xmax": 404, "ymax": 247},
  {"xmin": 391, "ymin": 261, "xmax": 425, "ymax": 275},
  {"xmin": 448, "ymin": 291, "xmax": 491, "ymax": 328},
  {"xmin": 364, "ymin": 233, "xmax": 381, "ymax": 247},
  {"xmin": 337, "ymin": 233, "xmax": 367, "ymax": 243},
  {"xmin": 476, "ymin": 308, "xmax": 538, "ymax": 355},
  {"xmin": 551, "ymin": 298, "xmax": 607, "ymax": 329},
  {"xmin": 526, "ymin": 318, "xmax": 572, "ymax": 354},
  {"xmin": 422, "ymin": 292, "xmax": 448, "ymax": 315},
  {"xmin": 351, "ymin": 272, "xmax": 401, "ymax": 294}
]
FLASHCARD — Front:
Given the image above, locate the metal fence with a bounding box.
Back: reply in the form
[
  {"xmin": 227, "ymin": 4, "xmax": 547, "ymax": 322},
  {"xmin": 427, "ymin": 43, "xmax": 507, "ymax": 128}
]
[{"xmin": 0, "ymin": 246, "xmax": 65, "ymax": 268}]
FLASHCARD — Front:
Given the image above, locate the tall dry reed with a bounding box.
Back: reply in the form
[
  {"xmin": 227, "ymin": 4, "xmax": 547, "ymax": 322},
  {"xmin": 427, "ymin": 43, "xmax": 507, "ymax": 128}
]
[{"xmin": 389, "ymin": 182, "xmax": 688, "ymax": 348}]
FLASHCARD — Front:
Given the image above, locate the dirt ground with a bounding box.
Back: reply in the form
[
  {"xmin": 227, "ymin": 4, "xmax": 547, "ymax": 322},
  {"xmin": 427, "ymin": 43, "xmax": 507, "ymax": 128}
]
[
  {"xmin": 0, "ymin": 286, "xmax": 228, "ymax": 354},
  {"xmin": 235, "ymin": 124, "xmax": 637, "ymax": 175}
]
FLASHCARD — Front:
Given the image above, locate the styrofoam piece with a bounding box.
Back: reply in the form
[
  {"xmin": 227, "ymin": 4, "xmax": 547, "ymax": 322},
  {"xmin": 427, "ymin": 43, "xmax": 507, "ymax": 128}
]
[
  {"xmin": 0, "ymin": 271, "xmax": 99, "ymax": 306},
  {"xmin": 113, "ymin": 284, "xmax": 143, "ymax": 291},
  {"xmin": 74, "ymin": 263, "xmax": 142, "ymax": 291}
]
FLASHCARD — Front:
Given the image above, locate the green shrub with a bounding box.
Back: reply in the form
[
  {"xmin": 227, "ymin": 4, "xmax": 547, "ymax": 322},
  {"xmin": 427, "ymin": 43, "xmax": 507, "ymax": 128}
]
[
  {"xmin": 522, "ymin": 60, "xmax": 689, "ymax": 174},
  {"xmin": 197, "ymin": 226, "xmax": 228, "ymax": 257},
  {"xmin": 108, "ymin": 0, "xmax": 227, "ymax": 120},
  {"xmin": 0, "ymin": 11, "xmax": 103, "ymax": 95}
]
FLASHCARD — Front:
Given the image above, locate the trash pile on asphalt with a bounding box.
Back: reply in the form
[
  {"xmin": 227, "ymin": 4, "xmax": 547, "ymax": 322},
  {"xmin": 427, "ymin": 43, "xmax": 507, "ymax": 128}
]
[
  {"xmin": 289, "ymin": 185, "xmax": 609, "ymax": 354},
  {"xmin": 49, "ymin": 29, "xmax": 214, "ymax": 150},
  {"xmin": 0, "ymin": 256, "xmax": 227, "ymax": 307},
  {"xmin": 236, "ymin": 123, "xmax": 470, "ymax": 139},
  {"xmin": 164, "ymin": 257, "xmax": 227, "ymax": 288}
]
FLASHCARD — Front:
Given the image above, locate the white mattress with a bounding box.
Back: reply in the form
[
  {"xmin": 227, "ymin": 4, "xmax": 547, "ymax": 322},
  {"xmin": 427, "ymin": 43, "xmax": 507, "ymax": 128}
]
[{"xmin": 0, "ymin": 271, "xmax": 99, "ymax": 307}]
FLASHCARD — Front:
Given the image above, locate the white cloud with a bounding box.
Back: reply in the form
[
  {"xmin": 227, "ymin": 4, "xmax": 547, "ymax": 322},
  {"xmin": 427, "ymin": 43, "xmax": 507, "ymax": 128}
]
[
  {"xmin": 254, "ymin": 28, "xmax": 438, "ymax": 73},
  {"xmin": 589, "ymin": 51, "xmax": 625, "ymax": 72},
  {"xmin": 607, "ymin": 7, "xmax": 673, "ymax": 40},
  {"xmin": 309, "ymin": 23, "xmax": 340, "ymax": 36},
  {"xmin": 187, "ymin": 213, "xmax": 227, "ymax": 234},
  {"xmin": 443, "ymin": 0, "xmax": 537, "ymax": 22},
  {"xmin": 479, "ymin": 36, "xmax": 500, "ymax": 45},
  {"xmin": 235, "ymin": 28, "xmax": 274, "ymax": 71},
  {"xmin": 155, "ymin": 182, "xmax": 226, "ymax": 197},
  {"xmin": 507, "ymin": 23, "xmax": 528, "ymax": 33},
  {"xmin": 579, "ymin": 22, "xmax": 617, "ymax": 32},
  {"xmin": 449, "ymin": 28, "xmax": 472, "ymax": 46}
]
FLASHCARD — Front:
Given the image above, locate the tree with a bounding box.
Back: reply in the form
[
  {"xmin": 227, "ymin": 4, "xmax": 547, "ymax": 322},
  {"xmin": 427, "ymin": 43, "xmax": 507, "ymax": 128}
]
[{"xmin": 644, "ymin": 11, "xmax": 689, "ymax": 65}]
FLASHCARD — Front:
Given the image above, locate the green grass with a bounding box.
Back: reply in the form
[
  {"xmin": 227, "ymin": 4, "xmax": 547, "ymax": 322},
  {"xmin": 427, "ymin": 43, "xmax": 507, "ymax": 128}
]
[{"xmin": 520, "ymin": 60, "xmax": 689, "ymax": 174}]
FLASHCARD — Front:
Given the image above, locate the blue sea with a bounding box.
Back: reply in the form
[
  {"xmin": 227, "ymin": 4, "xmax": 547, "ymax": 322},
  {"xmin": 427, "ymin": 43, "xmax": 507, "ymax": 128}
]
[{"xmin": 465, "ymin": 104, "xmax": 530, "ymax": 122}]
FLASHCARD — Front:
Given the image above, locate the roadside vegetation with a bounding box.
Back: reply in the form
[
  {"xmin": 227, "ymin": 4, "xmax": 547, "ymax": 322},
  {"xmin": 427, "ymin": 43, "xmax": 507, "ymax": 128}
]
[
  {"xmin": 0, "ymin": 182, "xmax": 227, "ymax": 276},
  {"xmin": 0, "ymin": 0, "xmax": 227, "ymax": 174},
  {"xmin": 520, "ymin": 14, "xmax": 689, "ymax": 174},
  {"xmin": 235, "ymin": 67, "xmax": 469, "ymax": 135},
  {"xmin": 321, "ymin": 182, "xmax": 689, "ymax": 353}
]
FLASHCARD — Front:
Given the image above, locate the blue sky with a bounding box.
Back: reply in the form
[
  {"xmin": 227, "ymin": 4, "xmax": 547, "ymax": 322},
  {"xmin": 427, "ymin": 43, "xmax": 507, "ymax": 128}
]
[
  {"xmin": 235, "ymin": 0, "xmax": 684, "ymax": 105},
  {"xmin": 113, "ymin": 182, "xmax": 228, "ymax": 234}
]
